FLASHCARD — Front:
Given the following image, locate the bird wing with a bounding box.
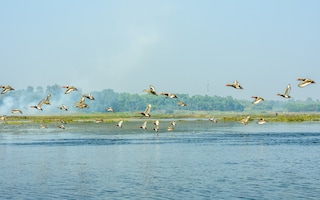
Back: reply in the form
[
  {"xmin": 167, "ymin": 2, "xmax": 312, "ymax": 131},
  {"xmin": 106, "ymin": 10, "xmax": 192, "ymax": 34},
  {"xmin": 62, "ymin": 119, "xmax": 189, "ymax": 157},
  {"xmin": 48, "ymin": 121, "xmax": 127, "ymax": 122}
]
[
  {"xmin": 144, "ymin": 104, "xmax": 152, "ymax": 114},
  {"xmin": 284, "ymin": 84, "xmax": 291, "ymax": 95}
]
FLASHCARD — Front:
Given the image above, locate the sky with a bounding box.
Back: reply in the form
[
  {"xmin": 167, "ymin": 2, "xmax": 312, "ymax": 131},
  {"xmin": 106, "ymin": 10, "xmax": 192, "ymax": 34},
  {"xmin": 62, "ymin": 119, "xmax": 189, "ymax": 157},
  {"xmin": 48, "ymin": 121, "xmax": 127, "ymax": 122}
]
[{"xmin": 1, "ymin": 0, "xmax": 320, "ymax": 101}]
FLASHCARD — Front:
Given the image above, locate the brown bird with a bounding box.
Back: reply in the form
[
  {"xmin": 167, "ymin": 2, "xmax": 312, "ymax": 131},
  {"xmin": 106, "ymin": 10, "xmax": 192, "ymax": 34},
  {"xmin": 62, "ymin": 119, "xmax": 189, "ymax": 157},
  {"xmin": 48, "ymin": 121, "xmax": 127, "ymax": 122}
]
[
  {"xmin": 1, "ymin": 85, "xmax": 15, "ymax": 94},
  {"xmin": 251, "ymin": 96, "xmax": 264, "ymax": 104},
  {"xmin": 62, "ymin": 85, "xmax": 78, "ymax": 94},
  {"xmin": 161, "ymin": 92, "xmax": 178, "ymax": 98},
  {"xmin": 226, "ymin": 80, "xmax": 243, "ymax": 89},
  {"xmin": 43, "ymin": 93, "xmax": 51, "ymax": 105},
  {"xmin": 297, "ymin": 78, "xmax": 315, "ymax": 88},
  {"xmin": 240, "ymin": 115, "xmax": 250, "ymax": 125},
  {"xmin": 143, "ymin": 85, "xmax": 158, "ymax": 96}
]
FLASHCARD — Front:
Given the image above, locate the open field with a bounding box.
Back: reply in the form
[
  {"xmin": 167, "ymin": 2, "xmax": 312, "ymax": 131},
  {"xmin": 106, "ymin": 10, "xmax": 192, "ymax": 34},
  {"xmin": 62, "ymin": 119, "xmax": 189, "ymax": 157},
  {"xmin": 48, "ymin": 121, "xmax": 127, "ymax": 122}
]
[{"xmin": 2, "ymin": 111, "xmax": 320, "ymax": 124}]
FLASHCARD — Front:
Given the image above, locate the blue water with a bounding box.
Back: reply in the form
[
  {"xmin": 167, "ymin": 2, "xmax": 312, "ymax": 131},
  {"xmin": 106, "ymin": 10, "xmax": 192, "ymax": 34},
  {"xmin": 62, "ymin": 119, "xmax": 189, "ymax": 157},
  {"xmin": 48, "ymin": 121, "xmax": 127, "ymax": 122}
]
[{"xmin": 1, "ymin": 120, "xmax": 320, "ymax": 199}]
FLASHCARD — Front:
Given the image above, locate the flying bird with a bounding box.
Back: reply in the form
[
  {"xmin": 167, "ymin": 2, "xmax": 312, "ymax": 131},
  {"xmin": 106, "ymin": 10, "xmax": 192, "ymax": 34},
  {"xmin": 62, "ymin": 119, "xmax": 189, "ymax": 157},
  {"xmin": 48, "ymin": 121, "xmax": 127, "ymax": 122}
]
[
  {"xmin": 43, "ymin": 93, "xmax": 51, "ymax": 105},
  {"xmin": 143, "ymin": 85, "xmax": 158, "ymax": 96},
  {"xmin": 161, "ymin": 92, "xmax": 178, "ymax": 98},
  {"xmin": 177, "ymin": 101, "xmax": 187, "ymax": 107},
  {"xmin": 209, "ymin": 117, "xmax": 218, "ymax": 123},
  {"xmin": 58, "ymin": 104, "xmax": 68, "ymax": 111},
  {"xmin": 277, "ymin": 84, "xmax": 291, "ymax": 98},
  {"xmin": 11, "ymin": 109, "xmax": 23, "ymax": 114},
  {"xmin": 83, "ymin": 93, "xmax": 95, "ymax": 100},
  {"xmin": 75, "ymin": 96, "xmax": 89, "ymax": 108},
  {"xmin": 225, "ymin": 80, "xmax": 243, "ymax": 89},
  {"xmin": 251, "ymin": 96, "xmax": 264, "ymax": 104},
  {"xmin": 116, "ymin": 120, "xmax": 123, "ymax": 128},
  {"xmin": 138, "ymin": 104, "xmax": 152, "ymax": 117},
  {"xmin": 240, "ymin": 115, "xmax": 250, "ymax": 125},
  {"xmin": 105, "ymin": 107, "xmax": 114, "ymax": 112},
  {"xmin": 297, "ymin": 78, "xmax": 315, "ymax": 88},
  {"xmin": 30, "ymin": 99, "xmax": 45, "ymax": 111},
  {"xmin": 1, "ymin": 85, "xmax": 15, "ymax": 94},
  {"xmin": 62, "ymin": 85, "xmax": 78, "ymax": 94},
  {"xmin": 139, "ymin": 121, "xmax": 148, "ymax": 129}
]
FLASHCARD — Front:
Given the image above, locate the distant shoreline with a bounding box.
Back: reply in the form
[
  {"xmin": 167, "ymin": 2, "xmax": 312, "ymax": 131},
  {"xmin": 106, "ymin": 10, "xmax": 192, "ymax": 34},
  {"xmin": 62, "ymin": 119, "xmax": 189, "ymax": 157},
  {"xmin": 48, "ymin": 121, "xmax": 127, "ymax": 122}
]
[{"xmin": 2, "ymin": 112, "xmax": 320, "ymax": 124}]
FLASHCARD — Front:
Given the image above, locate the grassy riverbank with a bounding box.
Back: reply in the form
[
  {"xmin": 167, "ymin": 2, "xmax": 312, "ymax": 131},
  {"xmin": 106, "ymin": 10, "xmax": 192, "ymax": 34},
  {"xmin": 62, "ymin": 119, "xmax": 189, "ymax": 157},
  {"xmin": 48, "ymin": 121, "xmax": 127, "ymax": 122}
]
[{"xmin": 2, "ymin": 111, "xmax": 320, "ymax": 124}]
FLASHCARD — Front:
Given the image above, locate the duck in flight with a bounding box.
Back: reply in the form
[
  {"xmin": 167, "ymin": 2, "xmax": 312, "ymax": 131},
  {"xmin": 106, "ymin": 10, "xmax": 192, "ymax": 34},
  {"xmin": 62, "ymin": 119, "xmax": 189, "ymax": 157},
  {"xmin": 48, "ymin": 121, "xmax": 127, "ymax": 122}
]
[
  {"xmin": 43, "ymin": 93, "xmax": 51, "ymax": 105},
  {"xmin": 277, "ymin": 84, "xmax": 291, "ymax": 98},
  {"xmin": 297, "ymin": 78, "xmax": 315, "ymax": 88},
  {"xmin": 138, "ymin": 104, "xmax": 152, "ymax": 117},
  {"xmin": 240, "ymin": 115, "xmax": 250, "ymax": 125},
  {"xmin": 251, "ymin": 96, "xmax": 264, "ymax": 104},
  {"xmin": 116, "ymin": 120, "xmax": 123, "ymax": 128},
  {"xmin": 1, "ymin": 85, "xmax": 15, "ymax": 94},
  {"xmin": 62, "ymin": 85, "xmax": 78, "ymax": 94},
  {"xmin": 58, "ymin": 104, "xmax": 68, "ymax": 111},
  {"xmin": 30, "ymin": 99, "xmax": 45, "ymax": 111},
  {"xmin": 161, "ymin": 92, "xmax": 178, "ymax": 98},
  {"xmin": 83, "ymin": 93, "xmax": 95, "ymax": 100},
  {"xmin": 139, "ymin": 121, "xmax": 148, "ymax": 129},
  {"xmin": 11, "ymin": 109, "xmax": 23, "ymax": 114},
  {"xmin": 143, "ymin": 85, "xmax": 158, "ymax": 96},
  {"xmin": 225, "ymin": 80, "xmax": 243, "ymax": 89}
]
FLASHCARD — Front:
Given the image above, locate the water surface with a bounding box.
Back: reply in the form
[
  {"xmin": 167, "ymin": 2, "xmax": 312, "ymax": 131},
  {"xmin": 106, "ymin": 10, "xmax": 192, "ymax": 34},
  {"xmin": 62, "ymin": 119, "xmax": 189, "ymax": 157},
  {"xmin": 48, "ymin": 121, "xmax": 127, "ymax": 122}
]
[{"xmin": 1, "ymin": 120, "xmax": 320, "ymax": 199}]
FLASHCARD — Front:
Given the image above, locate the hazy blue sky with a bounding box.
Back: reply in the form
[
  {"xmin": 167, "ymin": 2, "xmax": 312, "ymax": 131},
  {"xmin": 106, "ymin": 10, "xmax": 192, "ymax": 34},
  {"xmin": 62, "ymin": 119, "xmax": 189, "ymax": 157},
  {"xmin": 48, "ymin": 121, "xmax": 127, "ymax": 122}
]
[{"xmin": 1, "ymin": 0, "xmax": 319, "ymax": 101}]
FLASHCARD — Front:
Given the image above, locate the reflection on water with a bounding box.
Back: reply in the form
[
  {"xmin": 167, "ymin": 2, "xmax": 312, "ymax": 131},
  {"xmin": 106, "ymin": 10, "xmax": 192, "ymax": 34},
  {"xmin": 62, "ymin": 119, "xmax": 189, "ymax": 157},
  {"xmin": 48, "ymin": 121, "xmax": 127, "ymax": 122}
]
[{"xmin": 0, "ymin": 121, "xmax": 320, "ymax": 199}]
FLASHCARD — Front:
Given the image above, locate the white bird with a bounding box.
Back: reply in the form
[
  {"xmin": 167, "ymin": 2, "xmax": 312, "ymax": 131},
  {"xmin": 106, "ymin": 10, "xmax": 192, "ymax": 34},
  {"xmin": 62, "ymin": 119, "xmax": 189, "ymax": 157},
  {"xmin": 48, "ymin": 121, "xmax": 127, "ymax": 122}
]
[
  {"xmin": 105, "ymin": 107, "xmax": 114, "ymax": 112},
  {"xmin": 139, "ymin": 121, "xmax": 148, "ymax": 129},
  {"xmin": 138, "ymin": 104, "xmax": 152, "ymax": 117},
  {"xmin": 209, "ymin": 117, "xmax": 217, "ymax": 123},
  {"xmin": 297, "ymin": 78, "xmax": 315, "ymax": 88},
  {"xmin": 277, "ymin": 84, "xmax": 291, "ymax": 98},
  {"xmin": 226, "ymin": 80, "xmax": 243, "ymax": 89},
  {"xmin": 116, "ymin": 120, "xmax": 123, "ymax": 128},
  {"xmin": 257, "ymin": 118, "xmax": 267, "ymax": 125}
]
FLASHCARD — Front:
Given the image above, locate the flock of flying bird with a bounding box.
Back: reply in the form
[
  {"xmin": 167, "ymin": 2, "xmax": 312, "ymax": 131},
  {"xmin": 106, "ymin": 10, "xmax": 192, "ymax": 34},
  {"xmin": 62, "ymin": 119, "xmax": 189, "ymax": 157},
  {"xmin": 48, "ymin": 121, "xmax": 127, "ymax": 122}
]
[{"xmin": 0, "ymin": 77, "xmax": 317, "ymax": 131}]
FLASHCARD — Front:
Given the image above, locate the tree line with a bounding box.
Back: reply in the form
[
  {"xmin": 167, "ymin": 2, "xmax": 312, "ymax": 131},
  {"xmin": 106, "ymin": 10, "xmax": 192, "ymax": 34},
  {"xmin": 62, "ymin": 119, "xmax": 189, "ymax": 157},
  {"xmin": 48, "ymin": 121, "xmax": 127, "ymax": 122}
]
[{"xmin": 0, "ymin": 84, "xmax": 319, "ymax": 114}]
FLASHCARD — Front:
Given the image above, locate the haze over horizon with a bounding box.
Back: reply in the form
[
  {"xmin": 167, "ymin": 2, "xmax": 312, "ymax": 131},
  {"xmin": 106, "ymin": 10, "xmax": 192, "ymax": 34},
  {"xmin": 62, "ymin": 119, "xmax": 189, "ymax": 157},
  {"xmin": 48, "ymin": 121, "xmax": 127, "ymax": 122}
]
[{"xmin": 1, "ymin": 1, "xmax": 319, "ymax": 101}]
